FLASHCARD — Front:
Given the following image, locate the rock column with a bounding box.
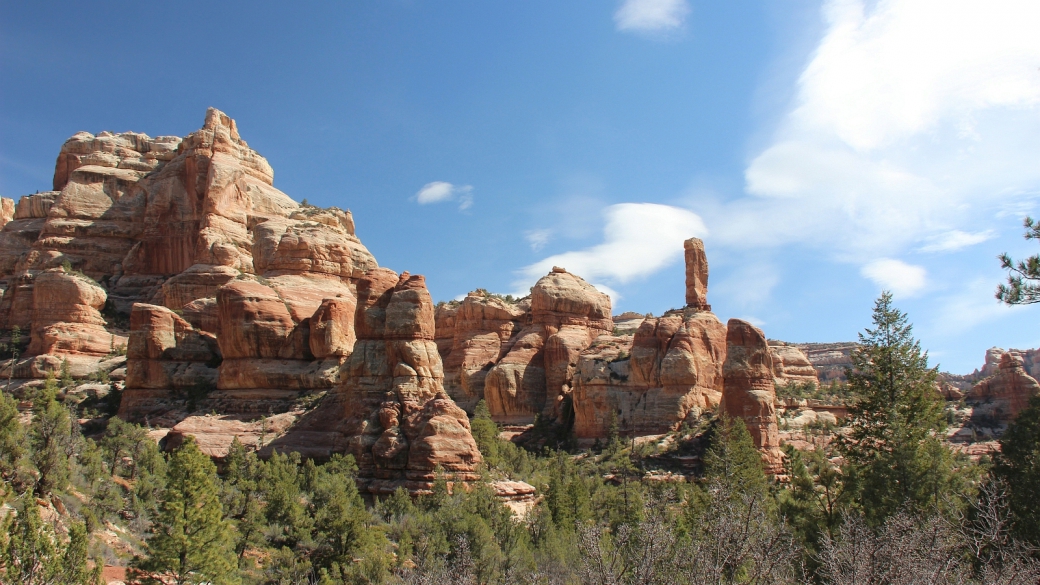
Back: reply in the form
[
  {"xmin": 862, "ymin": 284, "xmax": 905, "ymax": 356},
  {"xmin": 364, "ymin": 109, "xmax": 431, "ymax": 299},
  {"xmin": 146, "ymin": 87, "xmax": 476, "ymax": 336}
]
[{"xmin": 685, "ymin": 237, "xmax": 710, "ymax": 310}]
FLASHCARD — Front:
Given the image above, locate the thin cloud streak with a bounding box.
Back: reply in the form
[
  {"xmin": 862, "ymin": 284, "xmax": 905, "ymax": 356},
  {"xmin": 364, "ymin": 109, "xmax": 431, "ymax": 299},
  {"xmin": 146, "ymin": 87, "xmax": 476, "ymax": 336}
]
[{"xmin": 614, "ymin": 0, "xmax": 690, "ymax": 33}]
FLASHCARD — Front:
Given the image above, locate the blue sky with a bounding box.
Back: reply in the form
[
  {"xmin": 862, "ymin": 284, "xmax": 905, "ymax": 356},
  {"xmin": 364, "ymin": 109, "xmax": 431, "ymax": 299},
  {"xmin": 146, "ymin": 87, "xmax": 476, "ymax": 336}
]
[{"xmin": 3, "ymin": 0, "xmax": 1040, "ymax": 374}]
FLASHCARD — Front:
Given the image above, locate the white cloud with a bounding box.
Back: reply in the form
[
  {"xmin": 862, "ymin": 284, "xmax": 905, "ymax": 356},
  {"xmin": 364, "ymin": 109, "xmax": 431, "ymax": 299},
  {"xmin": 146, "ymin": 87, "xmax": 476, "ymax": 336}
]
[
  {"xmin": 614, "ymin": 0, "xmax": 690, "ymax": 33},
  {"xmin": 415, "ymin": 181, "xmax": 473, "ymax": 211},
  {"xmin": 514, "ymin": 202, "xmax": 705, "ymax": 293},
  {"xmin": 861, "ymin": 258, "xmax": 927, "ymax": 298},
  {"xmin": 524, "ymin": 229, "xmax": 552, "ymax": 251},
  {"xmin": 697, "ymin": 0, "xmax": 1040, "ymax": 264},
  {"xmin": 917, "ymin": 230, "xmax": 995, "ymax": 253}
]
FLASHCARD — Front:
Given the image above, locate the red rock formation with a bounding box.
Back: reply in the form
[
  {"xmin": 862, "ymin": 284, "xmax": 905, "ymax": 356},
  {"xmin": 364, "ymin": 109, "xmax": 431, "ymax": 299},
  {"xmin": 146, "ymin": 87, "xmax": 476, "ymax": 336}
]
[
  {"xmin": 571, "ymin": 309, "xmax": 727, "ymax": 439},
  {"xmin": 482, "ymin": 267, "xmax": 612, "ymax": 424},
  {"xmin": 334, "ymin": 270, "xmax": 481, "ymax": 494},
  {"xmin": 770, "ymin": 342, "xmax": 820, "ymax": 387},
  {"xmin": 439, "ymin": 292, "xmax": 528, "ymax": 412},
  {"xmin": 968, "ymin": 352, "xmax": 1040, "ymax": 425},
  {"xmin": 27, "ymin": 268, "xmax": 123, "ymax": 357},
  {"xmin": 793, "ymin": 342, "xmax": 857, "ymax": 383},
  {"xmin": 721, "ymin": 319, "xmax": 783, "ymax": 474},
  {"xmin": 684, "ymin": 237, "xmax": 710, "ymax": 310},
  {"xmin": 120, "ymin": 303, "xmax": 219, "ymax": 424}
]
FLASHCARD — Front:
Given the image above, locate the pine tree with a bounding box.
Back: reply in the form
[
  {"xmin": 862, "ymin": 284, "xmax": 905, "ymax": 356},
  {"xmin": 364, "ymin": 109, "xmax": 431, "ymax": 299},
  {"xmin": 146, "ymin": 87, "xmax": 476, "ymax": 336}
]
[
  {"xmin": 997, "ymin": 216, "xmax": 1040, "ymax": 304},
  {"xmin": 0, "ymin": 389, "xmax": 26, "ymax": 487},
  {"xmin": 993, "ymin": 394, "xmax": 1040, "ymax": 545},
  {"xmin": 470, "ymin": 400, "xmax": 500, "ymax": 463},
  {"xmin": 839, "ymin": 292, "xmax": 967, "ymax": 523},
  {"xmin": 29, "ymin": 383, "xmax": 77, "ymax": 495},
  {"xmin": 702, "ymin": 413, "xmax": 770, "ymax": 503},
  {"xmin": 1, "ymin": 498, "xmax": 101, "ymax": 584},
  {"xmin": 136, "ymin": 437, "xmax": 239, "ymax": 585}
]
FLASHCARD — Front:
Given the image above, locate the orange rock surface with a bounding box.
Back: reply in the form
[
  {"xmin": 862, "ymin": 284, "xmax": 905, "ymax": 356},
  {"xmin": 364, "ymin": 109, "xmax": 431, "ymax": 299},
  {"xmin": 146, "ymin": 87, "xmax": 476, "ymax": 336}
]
[{"xmin": 721, "ymin": 319, "xmax": 783, "ymax": 474}]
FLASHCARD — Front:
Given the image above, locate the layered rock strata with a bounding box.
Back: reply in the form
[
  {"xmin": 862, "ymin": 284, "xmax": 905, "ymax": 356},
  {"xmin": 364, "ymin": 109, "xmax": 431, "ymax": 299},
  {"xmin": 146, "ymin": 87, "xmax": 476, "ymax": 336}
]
[
  {"xmin": 438, "ymin": 292, "xmax": 529, "ymax": 413},
  {"xmin": 289, "ymin": 269, "xmax": 483, "ymax": 494},
  {"xmin": 722, "ymin": 319, "xmax": 783, "ymax": 474},
  {"xmin": 479, "ymin": 268, "xmax": 612, "ymax": 424},
  {"xmin": 571, "ymin": 308, "xmax": 727, "ymax": 438},
  {"xmin": 968, "ymin": 352, "xmax": 1040, "ymax": 426},
  {"xmin": 6, "ymin": 110, "xmax": 485, "ymax": 490},
  {"xmin": 770, "ymin": 342, "xmax": 820, "ymax": 387},
  {"xmin": 569, "ymin": 239, "xmax": 728, "ymax": 439}
]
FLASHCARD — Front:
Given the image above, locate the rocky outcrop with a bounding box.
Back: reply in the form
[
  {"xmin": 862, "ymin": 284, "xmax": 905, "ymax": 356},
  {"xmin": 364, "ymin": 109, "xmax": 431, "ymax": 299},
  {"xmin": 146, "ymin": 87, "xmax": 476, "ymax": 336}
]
[
  {"xmin": 722, "ymin": 319, "xmax": 783, "ymax": 474},
  {"xmin": 976, "ymin": 347, "xmax": 1040, "ymax": 380},
  {"xmin": 27, "ymin": 268, "xmax": 124, "ymax": 357},
  {"xmin": 571, "ymin": 309, "xmax": 727, "ymax": 439},
  {"xmin": 569, "ymin": 242, "xmax": 731, "ymax": 439},
  {"xmin": 439, "ymin": 292, "xmax": 528, "ymax": 413},
  {"xmin": 119, "ymin": 304, "xmax": 220, "ymax": 424},
  {"xmin": 770, "ymin": 342, "xmax": 819, "ymax": 387},
  {"xmin": 684, "ymin": 237, "xmax": 710, "ymax": 310},
  {"xmin": 330, "ymin": 269, "xmax": 482, "ymax": 494},
  {"xmin": 968, "ymin": 352, "xmax": 1040, "ymax": 426},
  {"xmin": 793, "ymin": 342, "xmax": 857, "ymax": 383},
  {"xmin": 482, "ymin": 268, "xmax": 612, "ymax": 424}
]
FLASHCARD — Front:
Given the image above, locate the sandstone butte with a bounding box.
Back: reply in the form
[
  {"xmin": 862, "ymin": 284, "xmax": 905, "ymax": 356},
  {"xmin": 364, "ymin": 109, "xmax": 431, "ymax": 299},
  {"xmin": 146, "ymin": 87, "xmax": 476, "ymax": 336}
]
[{"xmin": 0, "ymin": 108, "xmax": 831, "ymax": 485}]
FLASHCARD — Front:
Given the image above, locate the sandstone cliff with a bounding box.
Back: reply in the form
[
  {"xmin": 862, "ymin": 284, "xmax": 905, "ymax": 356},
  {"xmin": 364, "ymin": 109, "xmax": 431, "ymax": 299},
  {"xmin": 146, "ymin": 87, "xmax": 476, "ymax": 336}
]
[
  {"xmin": 968, "ymin": 351, "xmax": 1040, "ymax": 426},
  {"xmin": 4, "ymin": 109, "xmax": 482, "ymax": 491}
]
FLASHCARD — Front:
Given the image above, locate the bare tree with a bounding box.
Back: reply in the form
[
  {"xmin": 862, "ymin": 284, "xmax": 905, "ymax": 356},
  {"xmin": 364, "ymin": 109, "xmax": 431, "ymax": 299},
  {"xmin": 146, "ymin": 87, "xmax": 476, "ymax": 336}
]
[
  {"xmin": 815, "ymin": 512, "xmax": 968, "ymax": 585},
  {"xmin": 577, "ymin": 493, "xmax": 680, "ymax": 585},
  {"xmin": 956, "ymin": 480, "xmax": 1040, "ymax": 585},
  {"xmin": 392, "ymin": 534, "xmax": 477, "ymax": 585},
  {"xmin": 674, "ymin": 482, "xmax": 800, "ymax": 585}
]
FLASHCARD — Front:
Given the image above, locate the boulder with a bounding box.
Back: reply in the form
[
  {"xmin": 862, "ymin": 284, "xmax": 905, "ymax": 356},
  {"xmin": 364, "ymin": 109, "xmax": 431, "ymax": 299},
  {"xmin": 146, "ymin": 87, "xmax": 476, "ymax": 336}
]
[{"xmin": 721, "ymin": 319, "xmax": 783, "ymax": 474}]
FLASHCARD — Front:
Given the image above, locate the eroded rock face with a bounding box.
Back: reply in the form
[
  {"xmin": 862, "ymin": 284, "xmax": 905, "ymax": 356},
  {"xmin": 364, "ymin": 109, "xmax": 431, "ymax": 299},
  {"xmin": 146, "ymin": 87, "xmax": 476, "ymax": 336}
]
[
  {"xmin": 439, "ymin": 293, "xmax": 528, "ymax": 413},
  {"xmin": 770, "ymin": 342, "xmax": 820, "ymax": 387},
  {"xmin": 571, "ymin": 308, "xmax": 727, "ymax": 439},
  {"xmin": 684, "ymin": 237, "xmax": 710, "ymax": 310},
  {"xmin": 27, "ymin": 268, "xmax": 123, "ymax": 357},
  {"xmin": 331, "ymin": 270, "xmax": 482, "ymax": 493},
  {"xmin": 968, "ymin": 352, "xmax": 1040, "ymax": 425},
  {"xmin": 120, "ymin": 304, "xmax": 219, "ymax": 424},
  {"xmin": 481, "ymin": 268, "xmax": 612, "ymax": 424},
  {"xmin": 722, "ymin": 319, "xmax": 783, "ymax": 474},
  {"xmin": 2, "ymin": 108, "xmax": 376, "ymax": 400}
]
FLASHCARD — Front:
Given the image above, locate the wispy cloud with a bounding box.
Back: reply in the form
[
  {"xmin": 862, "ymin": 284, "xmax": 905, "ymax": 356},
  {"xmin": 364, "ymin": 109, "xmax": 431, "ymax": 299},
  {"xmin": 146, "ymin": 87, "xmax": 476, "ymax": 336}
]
[
  {"xmin": 917, "ymin": 230, "xmax": 995, "ymax": 253},
  {"xmin": 524, "ymin": 229, "xmax": 552, "ymax": 252},
  {"xmin": 414, "ymin": 181, "xmax": 473, "ymax": 211},
  {"xmin": 861, "ymin": 258, "xmax": 927, "ymax": 298},
  {"xmin": 692, "ymin": 0, "xmax": 1040, "ymax": 296},
  {"xmin": 514, "ymin": 202, "xmax": 705, "ymax": 293},
  {"xmin": 614, "ymin": 0, "xmax": 690, "ymax": 33}
]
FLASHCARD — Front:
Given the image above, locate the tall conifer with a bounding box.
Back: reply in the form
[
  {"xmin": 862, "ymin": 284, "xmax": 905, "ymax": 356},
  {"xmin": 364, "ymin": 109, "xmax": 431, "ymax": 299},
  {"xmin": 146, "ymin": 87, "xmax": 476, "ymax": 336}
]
[
  {"xmin": 839, "ymin": 292, "xmax": 967, "ymax": 523},
  {"xmin": 137, "ymin": 437, "xmax": 239, "ymax": 585}
]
